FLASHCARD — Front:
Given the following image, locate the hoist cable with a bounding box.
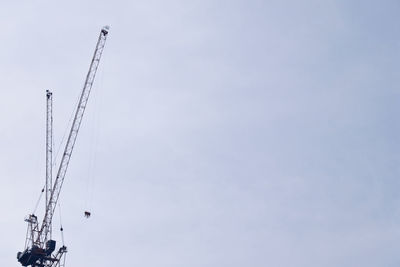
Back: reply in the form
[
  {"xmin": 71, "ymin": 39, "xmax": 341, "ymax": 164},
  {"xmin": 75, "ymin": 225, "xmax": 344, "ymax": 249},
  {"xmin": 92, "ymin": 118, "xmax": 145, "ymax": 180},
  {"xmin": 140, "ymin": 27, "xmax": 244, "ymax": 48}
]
[{"xmin": 58, "ymin": 203, "xmax": 65, "ymax": 246}]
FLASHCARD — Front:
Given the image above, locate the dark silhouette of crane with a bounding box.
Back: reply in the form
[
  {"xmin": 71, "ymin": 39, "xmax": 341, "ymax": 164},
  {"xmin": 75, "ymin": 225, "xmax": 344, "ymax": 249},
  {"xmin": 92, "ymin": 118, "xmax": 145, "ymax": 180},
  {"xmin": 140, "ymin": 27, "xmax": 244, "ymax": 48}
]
[{"xmin": 17, "ymin": 26, "xmax": 109, "ymax": 267}]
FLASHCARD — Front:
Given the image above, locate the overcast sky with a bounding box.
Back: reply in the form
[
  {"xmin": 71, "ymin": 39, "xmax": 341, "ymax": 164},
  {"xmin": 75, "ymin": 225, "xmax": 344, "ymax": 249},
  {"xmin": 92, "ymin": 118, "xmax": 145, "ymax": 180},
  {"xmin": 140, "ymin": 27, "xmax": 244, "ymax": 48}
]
[{"xmin": 1, "ymin": 0, "xmax": 399, "ymax": 266}]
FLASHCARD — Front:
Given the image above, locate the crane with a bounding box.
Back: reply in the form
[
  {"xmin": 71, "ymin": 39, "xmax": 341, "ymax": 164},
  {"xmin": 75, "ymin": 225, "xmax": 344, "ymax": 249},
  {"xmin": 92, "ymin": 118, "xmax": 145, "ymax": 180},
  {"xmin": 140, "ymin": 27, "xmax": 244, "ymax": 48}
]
[{"xmin": 17, "ymin": 26, "xmax": 109, "ymax": 267}]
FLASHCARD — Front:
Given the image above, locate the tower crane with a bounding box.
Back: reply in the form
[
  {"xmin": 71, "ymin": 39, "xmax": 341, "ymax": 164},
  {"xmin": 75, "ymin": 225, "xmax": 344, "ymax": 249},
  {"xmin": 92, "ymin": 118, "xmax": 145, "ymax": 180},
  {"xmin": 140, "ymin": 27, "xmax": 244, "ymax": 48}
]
[{"xmin": 17, "ymin": 26, "xmax": 109, "ymax": 267}]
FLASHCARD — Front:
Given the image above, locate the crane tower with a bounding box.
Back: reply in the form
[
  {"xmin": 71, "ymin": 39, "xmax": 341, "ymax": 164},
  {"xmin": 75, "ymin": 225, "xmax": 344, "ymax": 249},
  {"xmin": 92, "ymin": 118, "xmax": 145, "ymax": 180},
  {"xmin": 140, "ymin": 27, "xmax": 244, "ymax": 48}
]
[{"xmin": 17, "ymin": 26, "xmax": 109, "ymax": 267}]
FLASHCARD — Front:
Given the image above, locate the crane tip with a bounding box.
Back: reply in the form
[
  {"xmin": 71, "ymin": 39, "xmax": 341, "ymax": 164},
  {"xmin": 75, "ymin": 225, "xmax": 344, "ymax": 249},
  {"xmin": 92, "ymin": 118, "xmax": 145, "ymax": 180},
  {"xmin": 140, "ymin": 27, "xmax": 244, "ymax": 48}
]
[{"xmin": 102, "ymin": 25, "xmax": 110, "ymax": 35}]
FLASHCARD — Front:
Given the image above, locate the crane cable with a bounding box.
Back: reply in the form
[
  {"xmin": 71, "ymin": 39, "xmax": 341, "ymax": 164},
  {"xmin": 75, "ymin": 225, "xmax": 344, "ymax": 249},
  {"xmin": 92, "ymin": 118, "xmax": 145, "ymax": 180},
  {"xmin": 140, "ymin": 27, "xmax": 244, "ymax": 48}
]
[
  {"xmin": 32, "ymin": 187, "xmax": 45, "ymax": 215},
  {"xmin": 58, "ymin": 202, "xmax": 65, "ymax": 246},
  {"xmin": 84, "ymin": 57, "xmax": 105, "ymax": 214},
  {"xmin": 53, "ymin": 88, "xmax": 84, "ymax": 169},
  {"xmin": 85, "ymin": 89, "xmax": 98, "ymax": 212},
  {"xmin": 58, "ymin": 202, "xmax": 67, "ymax": 267}
]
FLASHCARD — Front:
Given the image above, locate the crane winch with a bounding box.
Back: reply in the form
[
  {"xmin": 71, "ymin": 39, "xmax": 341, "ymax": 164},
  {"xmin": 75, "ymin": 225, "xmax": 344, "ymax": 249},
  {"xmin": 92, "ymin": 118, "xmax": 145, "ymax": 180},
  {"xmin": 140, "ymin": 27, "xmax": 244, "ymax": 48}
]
[{"xmin": 17, "ymin": 26, "xmax": 109, "ymax": 267}]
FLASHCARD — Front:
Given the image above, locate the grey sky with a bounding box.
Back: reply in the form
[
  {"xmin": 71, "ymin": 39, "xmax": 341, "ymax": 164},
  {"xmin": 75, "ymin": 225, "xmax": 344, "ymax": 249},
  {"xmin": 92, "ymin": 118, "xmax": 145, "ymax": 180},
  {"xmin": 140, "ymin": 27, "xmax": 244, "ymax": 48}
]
[{"xmin": 1, "ymin": 0, "xmax": 399, "ymax": 266}]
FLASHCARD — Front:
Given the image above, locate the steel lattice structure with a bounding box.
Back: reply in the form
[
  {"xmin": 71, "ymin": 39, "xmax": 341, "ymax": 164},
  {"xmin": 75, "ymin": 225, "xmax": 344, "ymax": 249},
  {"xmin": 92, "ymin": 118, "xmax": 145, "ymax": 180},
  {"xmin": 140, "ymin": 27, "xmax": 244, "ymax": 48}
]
[{"xmin": 17, "ymin": 26, "xmax": 109, "ymax": 267}]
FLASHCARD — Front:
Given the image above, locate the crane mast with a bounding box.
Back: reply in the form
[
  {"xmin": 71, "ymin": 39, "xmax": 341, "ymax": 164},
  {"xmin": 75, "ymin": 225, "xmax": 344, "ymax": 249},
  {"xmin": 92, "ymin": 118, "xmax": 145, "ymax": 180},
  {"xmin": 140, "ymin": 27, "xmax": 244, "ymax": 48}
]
[
  {"xmin": 45, "ymin": 89, "xmax": 53, "ymax": 243},
  {"xmin": 17, "ymin": 26, "xmax": 109, "ymax": 267}
]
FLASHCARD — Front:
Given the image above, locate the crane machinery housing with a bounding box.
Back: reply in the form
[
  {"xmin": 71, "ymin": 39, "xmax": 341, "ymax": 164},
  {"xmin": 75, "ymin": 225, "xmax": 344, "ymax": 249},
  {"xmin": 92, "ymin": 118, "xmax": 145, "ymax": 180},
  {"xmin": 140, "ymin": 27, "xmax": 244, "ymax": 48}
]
[{"xmin": 17, "ymin": 26, "xmax": 109, "ymax": 267}]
